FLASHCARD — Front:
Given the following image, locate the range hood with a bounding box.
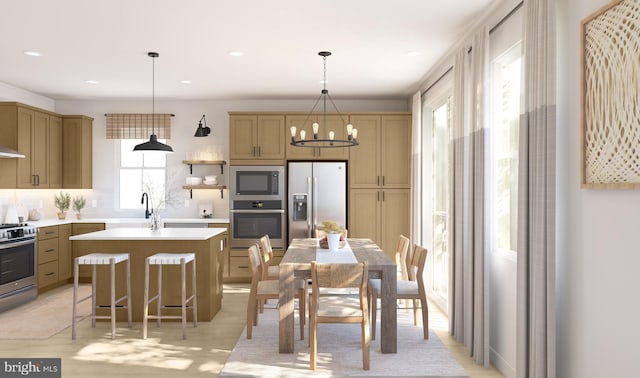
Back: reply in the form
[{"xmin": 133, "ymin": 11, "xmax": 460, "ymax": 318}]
[{"xmin": 0, "ymin": 146, "xmax": 25, "ymax": 158}]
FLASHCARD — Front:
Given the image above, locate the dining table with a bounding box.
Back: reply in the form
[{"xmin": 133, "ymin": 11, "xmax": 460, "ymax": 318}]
[{"xmin": 278, "ymin": 238, "xmax": 398, "ymax": 353}]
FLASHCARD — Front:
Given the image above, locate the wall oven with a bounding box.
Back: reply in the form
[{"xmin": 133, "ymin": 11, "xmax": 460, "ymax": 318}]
[
  {"xmin": 230, "ymin": 200, "xmax": 285, "ymax": 249},
  {"xmin": 0, "ymin": 224, "xmax": 38, "ymax": 313},
  {"xmin": 230, "ymin": 166, "xmax": 284, "ymax": 201}
]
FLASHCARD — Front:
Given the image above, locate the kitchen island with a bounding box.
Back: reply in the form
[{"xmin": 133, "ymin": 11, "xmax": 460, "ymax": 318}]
[{"xmin": 70, "ymin": 227, "xmax": 226, "ymax": 321}]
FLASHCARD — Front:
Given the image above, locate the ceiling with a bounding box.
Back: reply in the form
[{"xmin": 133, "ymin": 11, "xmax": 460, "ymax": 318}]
[{"xmin": 0, "ymin": 0, "xmax": 495, "ymax": 101}]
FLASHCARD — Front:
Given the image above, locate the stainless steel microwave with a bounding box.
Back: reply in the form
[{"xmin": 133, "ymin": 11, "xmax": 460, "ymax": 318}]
[{"xmin": 230, "ymin": 166, "xmax": 285, "ymax": 200}]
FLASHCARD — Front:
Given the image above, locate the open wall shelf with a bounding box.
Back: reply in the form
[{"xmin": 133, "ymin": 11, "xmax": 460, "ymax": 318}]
[{"xmin": 182, "ymin": 160, "xmax": 227, "ymax": 175}]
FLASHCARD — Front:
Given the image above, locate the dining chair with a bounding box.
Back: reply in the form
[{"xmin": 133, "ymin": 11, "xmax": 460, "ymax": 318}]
[
  {"xmin": 258, "ymin": 234, "xmax": 279, "ymax": 280},
  {"xmin": 369, "ymin": 244, "xmax": 429, "ymax": 340},
  {"xmin": 309, "ymin": 261, "xmax": 370, "ymax": 370},
  {"xmin": 246, "ymin": 243, "xmax": 306, "ymax": 340},
  {"xmin": 368, "ymin": 234, "xmax": 411, "ymax": 312}
]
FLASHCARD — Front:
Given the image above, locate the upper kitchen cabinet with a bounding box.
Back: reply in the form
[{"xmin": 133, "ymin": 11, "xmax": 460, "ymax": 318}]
[
  {"xmin": 285, "ymin": 114, "xmax": 349, "ymax": 160},
  {"xmin": 0, "ymin": 103, "xmax": 61, "ymax": 188},
  {"xmin": 349, "ymin": 114, "xmax": 412, "ymax": 189},
  {"xmin": 229, "ymin": 113, "xmax": 285, "ymax": 165},
  {"xmin": 62, "ymin": 115, "xmax": 93, "ymax": 188}
]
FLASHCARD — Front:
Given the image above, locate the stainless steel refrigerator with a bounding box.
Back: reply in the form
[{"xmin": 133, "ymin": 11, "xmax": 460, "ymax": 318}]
[{"xmin": 288, "ymin": 161, "xmax": 347, "ymax": 244}]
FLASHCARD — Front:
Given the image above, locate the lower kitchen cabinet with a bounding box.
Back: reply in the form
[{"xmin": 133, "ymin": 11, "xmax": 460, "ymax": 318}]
[
  {"xmin": 36, "ymin": 223, "xmax": 74, "ymax": 292},
  {"xmin": 58, "ymin": 224, "xmax": 72, "ymax": 280},
  {"xmin": 349, "ymin": 188, "xmax": 411, "ymax": 261},
  {"xmin": 37, "ymin": 226, "xmax": 61, "ymax": 291}
]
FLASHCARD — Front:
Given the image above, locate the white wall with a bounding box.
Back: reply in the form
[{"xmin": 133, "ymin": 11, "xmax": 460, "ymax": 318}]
[
  {"xmin": 0, "ymin": 81, "xmax": 55, "ymax": 111},
  {"xmin": 0, "ymin": 91, "xmax": 408, "ymax": 220},
  {"xmin": 556, "ymin": 0, "xmax": 640, "ymax": 377}
]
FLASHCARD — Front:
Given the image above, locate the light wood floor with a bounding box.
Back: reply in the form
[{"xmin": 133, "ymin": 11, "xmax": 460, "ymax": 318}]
[{"xmin": 0, "ymin": 284, "xmax": 504, "ymax": 377}]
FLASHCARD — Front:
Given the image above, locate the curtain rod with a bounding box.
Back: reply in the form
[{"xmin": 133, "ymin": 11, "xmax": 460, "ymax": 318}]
[
  {"xmin": 104, "ymin": 113, "xmax": 175, "ymax": 116},
  {"xmin": 421, "ymin": 66, "xmax": 453, "ymax": 96},
  {"xmin": 489, "ymin": 0, "xmax": 523, "ymax": 34}
]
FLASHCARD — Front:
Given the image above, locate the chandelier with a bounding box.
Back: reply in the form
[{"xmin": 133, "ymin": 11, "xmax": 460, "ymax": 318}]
[{"xmin": 290, "ymin": 51, "xmax": 358, "ymax": 148}]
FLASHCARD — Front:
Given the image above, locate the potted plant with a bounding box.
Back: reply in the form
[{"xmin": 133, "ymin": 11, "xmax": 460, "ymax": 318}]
[
  {"xmin": 54, "ymin": 191, "xmax": 71, "ymax": 219},
  {"xmin": 321, "ymin": 220, "xmax": 344, "ymax": 250},
  {"xmin": 73, "ymin": 195, "xmax": 86, "ymax": 219}
]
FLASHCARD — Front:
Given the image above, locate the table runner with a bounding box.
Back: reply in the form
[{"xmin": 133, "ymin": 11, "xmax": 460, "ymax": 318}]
[{"xmin": 315, "ymin": 240, "xmax": 358, "ymax": 263}]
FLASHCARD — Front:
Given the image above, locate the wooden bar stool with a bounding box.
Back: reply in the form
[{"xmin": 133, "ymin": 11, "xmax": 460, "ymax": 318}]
[
  {"xmin": 72, "ymin": 253, "xmax": 132, "ymax": 340},
  {"xmin": 143, "ymin": 253, "xmax": 198, "ymax": 339}
]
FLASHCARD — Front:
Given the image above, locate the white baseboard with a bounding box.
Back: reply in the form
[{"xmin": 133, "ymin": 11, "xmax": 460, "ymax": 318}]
[{"xmin": 490, "ymin": 347, "xmax": 516, "ymax": 378}]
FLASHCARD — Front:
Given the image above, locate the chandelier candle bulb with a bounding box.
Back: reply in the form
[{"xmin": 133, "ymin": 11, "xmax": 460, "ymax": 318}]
[
  {"xmin": 290, "ymin": 126, "xmax": 296, "ymax": 137},
  {"xmin": 347, "ymin": 123, "xmax": 353, "ymax": 135},
  {"xmin": 352, "ymin": 128, "xmax": 358, "ymax": 139},
  {"xmin": 300, "ymin": 130, "xmax": 306, "ymax": 140},
  {"xmin": 312, "ymin": 122, "xmax": 319, "ymax": 138},
  {"xmin": 329, "ymin": 131, "xmax": 335, "ymax": 140}
]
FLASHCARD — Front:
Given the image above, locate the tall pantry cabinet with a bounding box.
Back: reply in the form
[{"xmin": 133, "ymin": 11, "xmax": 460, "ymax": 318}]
[{"xmin": 348, "ymin": 114, "xmax": 412, "ymax": 259}]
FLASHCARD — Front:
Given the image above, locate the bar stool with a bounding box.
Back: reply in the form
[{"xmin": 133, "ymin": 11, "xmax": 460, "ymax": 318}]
[
  {"xmin": 72, "ymin": 253, "xmax": 132, "ymax": 340},
  {"xmin": 143, "ymin": 253, "xmax": 198, "ymax": 339}
]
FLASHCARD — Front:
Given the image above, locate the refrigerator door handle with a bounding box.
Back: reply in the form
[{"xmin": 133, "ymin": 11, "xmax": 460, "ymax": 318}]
[
  {"xmin": 313, "ymin": 176, "xmax": 318, "ymax": 237},
  {"xmin": 307, "ymin": 177, "xmax": 312, "ymax": 237}
]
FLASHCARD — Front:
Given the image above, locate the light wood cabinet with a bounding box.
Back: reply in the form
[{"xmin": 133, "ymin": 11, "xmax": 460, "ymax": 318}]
[
  {"xmin": 37, "ymin": 226, "xmax": 60, "ymax": 290},
  {"xmin": 349, "ymin": 188, "xmax": 411, "ymax": 260},
  {"xmin": 349, "ymin": 114, "xmax": 412, "ymax": 189},
  {"xmin": 36, "ymin": 223, "xmax": 73, "ymax": 290},
  {"xmin": 229, "ymin": 114, "xmax": 285, "ymax": 164},
  {"xmin": 0, "ymin": 102, "xmax": 90, "ymax": 189},
  {"xmin": 208, "ymin": 223, "xmax": 229, "ymax": 283},
  {"xmin": 62, "ymin": 115, "xmax": 93, "ymax": 188},
  {"xmin": 16, "ymin": 107, "xmax": 62, "ymax": 188},
  {"xmin": 285, "ymin": 114, "xmax": 349, "ymax": 160},
  {"xmin": 58, "ymin": 223, "xmax": 72, "ymax": 281}
]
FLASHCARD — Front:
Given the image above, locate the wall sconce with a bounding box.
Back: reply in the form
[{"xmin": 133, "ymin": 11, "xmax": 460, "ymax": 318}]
[{"xmin": 194, "ymin": 114, "xmax": 211, "ymax": 137}]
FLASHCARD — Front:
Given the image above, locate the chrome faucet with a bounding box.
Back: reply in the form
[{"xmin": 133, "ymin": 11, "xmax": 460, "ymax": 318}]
[{"xmin": 141, "ymin": 192, "xmax": 153, "ymax": 219}]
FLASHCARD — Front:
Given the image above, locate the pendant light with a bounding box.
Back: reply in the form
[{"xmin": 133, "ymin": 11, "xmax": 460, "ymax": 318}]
[
  {"xmin": 133, "ymin": 52, "xmax": 173, "ymax": 153},
  {"xmin": 289, "ymin": 51, "xmax": 358, "ymax": 148}
]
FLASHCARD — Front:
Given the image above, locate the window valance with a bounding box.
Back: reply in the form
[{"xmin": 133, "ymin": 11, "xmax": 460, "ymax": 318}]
[{"xmin": 105, "ymin": 113, "xmax": 173, "ymax": 139}]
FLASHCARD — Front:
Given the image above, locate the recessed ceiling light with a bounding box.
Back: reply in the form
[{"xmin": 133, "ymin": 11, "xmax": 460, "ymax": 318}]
[
  {"xmin": 228, "ymin": 51, "xmax": 244, "ymax": 57},
  {"xmin": 407, "ymin": 51, "xmax": 422, "ymax": 57},
  {"xmin": 85, "ymin": 80, "xmax": 98, "ymax": 84},
  {"xmin": 24, "ymin": 51, "xmax": 41, "ymax": 57},
  {"xmin": 180, "ymin": 80, "xmax": 192, "ymax": 84}
]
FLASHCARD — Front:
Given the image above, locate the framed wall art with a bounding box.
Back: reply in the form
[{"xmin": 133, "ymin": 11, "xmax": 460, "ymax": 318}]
[{"xmin": 581, "ymin": 0, "xmax": 640, "ymax": 188}]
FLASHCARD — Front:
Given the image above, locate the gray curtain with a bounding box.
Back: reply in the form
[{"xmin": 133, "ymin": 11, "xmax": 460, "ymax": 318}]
[
  {"xmin": 449, "ymin": 27, "xmax": 490, "ymax": 367},
  {"xmin": 516, "ymin": 0, "xmax": 556, "ymax": 377}
]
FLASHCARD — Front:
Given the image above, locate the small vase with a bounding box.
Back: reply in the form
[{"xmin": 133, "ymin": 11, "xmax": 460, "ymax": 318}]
[
  {"xmin": 76, "ymin": 212, "xmax": 82, "ymax": 220},
  {"xmin": 57, "ymin": 212, "xmax": 66, "ymax": 220},
  {"xmin": 327, "ymin": 233, "xmax": 341, "ymax": 251}
]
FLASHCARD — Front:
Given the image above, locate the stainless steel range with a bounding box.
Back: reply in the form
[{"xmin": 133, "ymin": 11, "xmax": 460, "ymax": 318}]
[{"xmin": 0, "ymin": 223, "xmax": 38, "ymax": 313}]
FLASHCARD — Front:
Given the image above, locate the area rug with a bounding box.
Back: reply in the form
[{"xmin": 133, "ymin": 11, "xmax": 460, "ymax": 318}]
[
  {"xmin": 0, "ymin": 284, "xmax": 91, "ymax": 339},
  {"xmin": 221, "ymin": 302, "xmax": 469, "ymax": 377}
]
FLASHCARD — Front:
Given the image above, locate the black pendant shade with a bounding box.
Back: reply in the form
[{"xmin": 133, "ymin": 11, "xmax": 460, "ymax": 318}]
[
  {"xmin": 133, "ymin": 134, "xmax": 173, "ymax": 152},
  {"xmin": 134, "ymin": 52, "xmax": 173, "ymax": 153}
]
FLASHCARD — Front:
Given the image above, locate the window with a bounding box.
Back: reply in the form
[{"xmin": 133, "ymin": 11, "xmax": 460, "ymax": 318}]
[
  {"xmin": 119, "ymin": 139, "xmax": 167, "ymax": 209},
  {"xmin": 490, "ymin": 42, "xmax": 521, "ymax": 253},
  {"xmin": 421, "ymin": 73, "xmax": 453, "ymax": 313}
]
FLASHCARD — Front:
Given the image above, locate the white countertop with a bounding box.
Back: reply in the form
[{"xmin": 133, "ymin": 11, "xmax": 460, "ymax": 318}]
[
  {"xmin": 28, "ymin": 217, "xmax": 229, "ymax": 228},
  {"xmin": 69, "ymin": 227, "xmax": 227, "ymax": 241}
]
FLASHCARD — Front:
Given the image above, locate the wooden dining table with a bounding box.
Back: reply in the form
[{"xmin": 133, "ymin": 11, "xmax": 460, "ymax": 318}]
[{"xmin": 278, "ymin": 238, "xmax": 398, "ymax": 353}]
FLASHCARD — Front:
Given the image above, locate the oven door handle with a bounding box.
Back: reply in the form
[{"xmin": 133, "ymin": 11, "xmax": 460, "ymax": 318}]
[
  {"xmin": 229, "ymin": 209, "xmax": 285, "ymax": 214},
  {"xmin": 0, "ymin": 237, "xmax": 36, "ymax": 250}
]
